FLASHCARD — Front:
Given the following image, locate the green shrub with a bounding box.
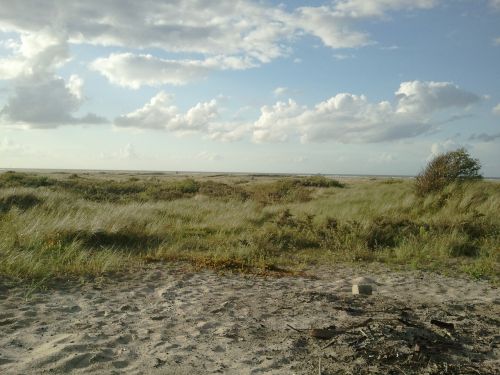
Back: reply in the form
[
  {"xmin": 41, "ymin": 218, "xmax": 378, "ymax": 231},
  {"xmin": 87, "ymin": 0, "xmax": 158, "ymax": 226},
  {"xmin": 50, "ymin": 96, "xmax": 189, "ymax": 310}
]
[
  {"xmin": 0, "ymin": 193, "xmax": 42, "ymax": 212},
  {"xmin": 293, "ymin": 176, "xmax": 344, "ymax": 188},
  {"xmin": 198, "ymin": 181, "xmax": 249, "ymax": 200},
  {"xmin": 365, "ymin": 217, "xmax": 420, "ymax": 250},
  {"xmin": 0, "ymin": 172, "xmax": 55, "ymax": 188},
  {"xmin": 415, "ymin": 148, "xmax": 482, "ymax": 196},
  {"xmin": 43, "ymin": 228, "xmax": 163, "ymax": 251}
]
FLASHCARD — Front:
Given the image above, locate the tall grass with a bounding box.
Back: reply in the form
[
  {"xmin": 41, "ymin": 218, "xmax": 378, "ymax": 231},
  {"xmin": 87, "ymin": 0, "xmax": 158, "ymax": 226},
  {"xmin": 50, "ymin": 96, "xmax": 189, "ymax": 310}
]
[{"xmin": 0, "ymin": 172, "xmax": 498, "ymax": 284}]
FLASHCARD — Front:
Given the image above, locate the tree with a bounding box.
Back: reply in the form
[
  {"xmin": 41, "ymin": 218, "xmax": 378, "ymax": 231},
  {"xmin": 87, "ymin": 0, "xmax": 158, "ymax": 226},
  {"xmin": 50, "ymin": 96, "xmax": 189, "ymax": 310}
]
[{"xmin": 415, "ymin": 148, "xmax": 482, "ymax": 196}]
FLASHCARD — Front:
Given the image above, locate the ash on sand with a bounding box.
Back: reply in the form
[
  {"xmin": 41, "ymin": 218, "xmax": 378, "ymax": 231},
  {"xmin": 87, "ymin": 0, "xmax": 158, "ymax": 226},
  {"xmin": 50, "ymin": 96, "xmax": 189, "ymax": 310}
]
[{"xmin": 0, "ymin": 264, "xmax": 498, "ymax": 374}]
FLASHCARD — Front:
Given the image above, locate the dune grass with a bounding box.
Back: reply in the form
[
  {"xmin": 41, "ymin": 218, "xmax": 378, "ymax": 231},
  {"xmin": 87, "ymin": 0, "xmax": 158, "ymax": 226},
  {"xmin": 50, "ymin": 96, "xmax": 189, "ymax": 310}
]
[{"xmin": 0, "ymin": 171, "xmax": 498, "ymax": 284}]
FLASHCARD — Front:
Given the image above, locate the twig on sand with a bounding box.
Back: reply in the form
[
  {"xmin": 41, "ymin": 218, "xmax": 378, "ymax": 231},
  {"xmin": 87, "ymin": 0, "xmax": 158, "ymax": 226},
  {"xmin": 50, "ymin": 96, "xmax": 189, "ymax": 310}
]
[
  {"xmin": 287, "ymin": 324, "xmax": 337, "ymax": 339},
  {"xmin": 286, "ymin": 324, "xmax": 304, "ymax": 333},
  {"xmin": 322, "ymin": 318, "xmax": 373, "ymax": 350}
]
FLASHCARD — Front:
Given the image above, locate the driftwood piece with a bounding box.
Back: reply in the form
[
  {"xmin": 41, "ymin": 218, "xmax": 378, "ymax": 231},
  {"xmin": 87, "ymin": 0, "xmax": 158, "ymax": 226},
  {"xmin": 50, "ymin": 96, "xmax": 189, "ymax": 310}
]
[
  {"xmin": 287, "ymin": 324, "xmax": 337, "ymax": 339},
  {"xmin": 430, "ymin": 319, "xmax": 455, "ymax": 331}
]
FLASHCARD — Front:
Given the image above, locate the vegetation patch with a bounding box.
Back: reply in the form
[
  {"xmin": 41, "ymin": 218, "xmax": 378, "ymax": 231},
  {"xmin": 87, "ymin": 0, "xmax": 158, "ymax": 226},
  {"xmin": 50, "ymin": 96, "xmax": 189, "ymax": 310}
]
[
  {"xmin": 415, "ymin": 148, "xmax": 482, "ymax": 196},
  {"xmin": 0, "ymin": 193, "xmax": 43, "ymax": 213},
  {"xmin": 0, "ymin": 170, "xmax": 498, "ymax": 284},
  {"xmin": 43, "ymin": 228, "xmax": 164, "ymax": 251}
]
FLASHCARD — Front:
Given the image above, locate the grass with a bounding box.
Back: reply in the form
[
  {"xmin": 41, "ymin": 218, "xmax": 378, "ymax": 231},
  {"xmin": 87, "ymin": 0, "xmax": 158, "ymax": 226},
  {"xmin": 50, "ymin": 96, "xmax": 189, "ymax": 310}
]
[{"xmin": 0, "ymin": 171, "xmax": 498, "ymax": 284}]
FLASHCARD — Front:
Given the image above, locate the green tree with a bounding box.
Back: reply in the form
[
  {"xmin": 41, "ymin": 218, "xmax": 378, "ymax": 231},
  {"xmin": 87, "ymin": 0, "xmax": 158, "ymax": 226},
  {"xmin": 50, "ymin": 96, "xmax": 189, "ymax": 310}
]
[{"xmin": 415, "ymin": 148, "xmax": 482, "ymax": 196}]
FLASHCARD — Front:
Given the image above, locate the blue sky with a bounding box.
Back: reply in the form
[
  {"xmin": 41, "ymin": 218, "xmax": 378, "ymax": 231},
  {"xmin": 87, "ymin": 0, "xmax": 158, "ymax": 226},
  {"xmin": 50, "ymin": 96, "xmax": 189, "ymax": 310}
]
[{"xmin": 0, "ymin": 0, "xmax": 499, "ymax": 176}]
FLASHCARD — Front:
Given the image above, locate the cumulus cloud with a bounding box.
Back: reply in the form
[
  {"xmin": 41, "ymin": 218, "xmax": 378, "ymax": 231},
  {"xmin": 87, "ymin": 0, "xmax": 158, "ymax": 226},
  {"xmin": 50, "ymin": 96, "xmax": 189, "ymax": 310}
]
[
  {"xmin": 395, "ymin": 81, "xmax": 480, "ymax": 114},
  {"xmin": 207, "ymin": 123, "xmax": 250, "ymax": 143},
  {"xmin": 428, "ymin": 139, "xmax": 465, "ymax": 160},
  {"xmin": 0, "ymin": 137, "xmax": 23, "ymax": 152},
  {"xmin": 114, "ymin": 92, "xmax": 178, "ymax": 130},
  {"xmin": 369, "ymin": 152, "xmax": 395, "ymax": 163},
  {"xmin": 493, "ymin": 103, "xmax": 500, "ymax": 116},
  {"xmin": 196, "ymin": 151, "xmax": 222, "ymax": 161},
  {"xmin": 114, "ymin": 91, "xmax": 250, "ymax": 141},
  {"xmin": 273, "ymin": 87, "xmax": 289, "ymax": 97},
  {"xmin": 118, "ymin": 144, "xmax": 138, "ymax": 160},
  {"xmin": 0, "ymin": 31, "xmax": 70, "ymax": 79},
  {"xmin": 0, "ymin": 73, "xmax": 107, "ymax": 128},
  {"xmin": 489, "ymin": 0, "xmax": 500, "ymax": 10},
  {"xmin": 334, "ymin": 0, "xmax": 438, "ymax": 18},
  {"xmin": 333, "ymin": 53, "xmax": 355, "ymax": 60},
  {"xmin": 0, "ymin": 1, "xmax": 440, "ymax": 88},
  {"xmin": 113, "ymin": 81, "xmax": 481, "ymax": 145},
  {"xmin": 90, "ymin": 53, "xmax": 256, "ymax": 89},
  {"xmin": 252, "ymin": 81, "xmax": 481, "ymax": 144},
  {"xmin": 0, "ymin": 30, "xmax": 107, "ymax": 128},
  {"xmin": 0, "ymin": 1, "xmax": 289, "ymax": 62},
  {"xmin": 253, "ymin": 99, "xmax": 306, "ymax": 143},
  {"xmin": 296, "ymin": 6, "xmax": 371, "ymax": 49}
]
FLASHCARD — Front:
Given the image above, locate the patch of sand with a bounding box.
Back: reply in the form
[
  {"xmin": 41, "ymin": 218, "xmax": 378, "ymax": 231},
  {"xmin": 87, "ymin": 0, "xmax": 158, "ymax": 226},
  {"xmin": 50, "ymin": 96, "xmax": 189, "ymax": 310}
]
[{"xmin": 0, "ymin": 264, "xmax": 498, "ymax": 374}]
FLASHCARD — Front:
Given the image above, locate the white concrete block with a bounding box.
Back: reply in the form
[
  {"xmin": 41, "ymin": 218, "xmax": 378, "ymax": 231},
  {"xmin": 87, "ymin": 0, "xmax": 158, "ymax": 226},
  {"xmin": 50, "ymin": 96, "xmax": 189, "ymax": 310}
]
[{"xmin": 352, "ymin": 284, "xmax": 372, "ymax": 295}]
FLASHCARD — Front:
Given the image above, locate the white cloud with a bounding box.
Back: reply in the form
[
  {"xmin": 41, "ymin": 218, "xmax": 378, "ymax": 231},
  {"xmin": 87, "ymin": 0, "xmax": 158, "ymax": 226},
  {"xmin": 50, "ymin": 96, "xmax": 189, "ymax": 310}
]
[
  {"xmin": 252, "ymin": 81, "xmax": 481, "ymax": 144},
  {"xmin": 493, "ymin": 103, "xmax": 500, "ymax": 116},
  {"xmin": 428, "ymin": 139, "xmax": 465, "ymax": 160},
  {"xmin": 0, "ymin": 30, "xmax": 106, "ymax": 128},
  {"xmin": 253, "ymin": 99, "xmax": 306, "ymax": 143},
  {"xmin": 395, "ymin": 81, "xmax": 480, "ymax": 114},
  {"xmin": 114, "ymin": 91, "xmax": 218, "ymax": 133},
  {"xmin": 370, "ymin": 152, "xmax": 395, "ymax": 163},
  {"xmin": 0, "ymin": 137, "xmax": 22, "ymax": 152},
  {"xmin": 334, "ymin": 0, "xmax": 438, "ymax": 18},
  {"xmin": 380, "ymin": 45, "xmax": 399, "ymax": 50},
  {"xmin": 273, "ymin": 87, "xmax": 289, "ymax": 97},
  {"xmin": 90, "ymin": 53, "xmax": 257, "ymax": 89},
  {"xmin": 489, "ymin": 0, "xmax": 500, "ymax": 10},
  {"xmin": 0, "ymin": 1, "xmax": 444, "ymax": 100},
  {"xmin": 0, "ymin": 31, "xmax": 70, "ymax": 79},
  {"xmin": 0, "ymin": 74, "xmax": 107, "ymax": 128},
  {"xmin": 114, "ymin": 92, "xmax": 182, "ymax": 130},
  {"xmin": 115, "ymin": 91, "xmax": 250, "ymax": 141},
  {"xmin": 0, "ymin": 1, "xmax": 294, "ymax": 63},
  {"xmin": 296, "ymin": 6, "xmax": 371, "ymax": 49},
  {"xmin": 207, "ymin": 123, "xmax": 250, "ymax": 142},
  {"xmin": 118, "ymin": 144, "xmax": 138, "ymax": 160},
  {"xmin": 333, "ymin": 53, "xmax": 355, "ymax": 60},
  {"xmin": 0, "ymin": 137, "xmax": 46, "ymax": 157},
  {"xmin": 493, "ymin": 37, "xmax": 500, "ymax": 46},
  {"xmin": 197, "ymin": 151, "xmax": 222, "ymax": 161}
]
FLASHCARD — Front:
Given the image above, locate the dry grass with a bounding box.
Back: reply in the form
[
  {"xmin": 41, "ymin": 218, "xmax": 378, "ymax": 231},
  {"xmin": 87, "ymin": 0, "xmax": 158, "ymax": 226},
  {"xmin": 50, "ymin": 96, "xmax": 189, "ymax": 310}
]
[{"xmin": 0, "ymin": 171, "xmax": 498, "ymax": 284}]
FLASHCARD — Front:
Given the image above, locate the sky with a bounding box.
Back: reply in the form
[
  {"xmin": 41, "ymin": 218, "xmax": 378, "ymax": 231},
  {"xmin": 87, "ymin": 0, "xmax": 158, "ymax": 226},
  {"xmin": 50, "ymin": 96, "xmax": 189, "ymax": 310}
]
[{"xmin": 0, "ymin": 0, "xmax": 499, "ymax": 176}]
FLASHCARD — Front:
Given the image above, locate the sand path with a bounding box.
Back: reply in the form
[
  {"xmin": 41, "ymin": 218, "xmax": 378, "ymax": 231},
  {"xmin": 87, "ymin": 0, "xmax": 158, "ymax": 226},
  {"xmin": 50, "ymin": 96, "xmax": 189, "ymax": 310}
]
[{"xmin": 1, "ymin": 264, "xmax": 498, "ymax": 374}]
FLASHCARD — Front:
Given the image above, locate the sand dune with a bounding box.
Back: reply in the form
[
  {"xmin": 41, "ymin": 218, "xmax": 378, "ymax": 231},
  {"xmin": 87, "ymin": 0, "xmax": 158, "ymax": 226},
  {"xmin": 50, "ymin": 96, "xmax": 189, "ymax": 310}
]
[{"xmin": 1, "ymin": 264, "xmax": 498, "ymax": 374}]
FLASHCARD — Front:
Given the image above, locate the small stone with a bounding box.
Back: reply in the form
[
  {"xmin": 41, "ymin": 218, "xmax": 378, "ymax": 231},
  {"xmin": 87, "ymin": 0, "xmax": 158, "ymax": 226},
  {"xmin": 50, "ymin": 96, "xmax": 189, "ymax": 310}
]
[{"xmin": 352, "ymin": 284, "xmax": 372, "ymax": 295}]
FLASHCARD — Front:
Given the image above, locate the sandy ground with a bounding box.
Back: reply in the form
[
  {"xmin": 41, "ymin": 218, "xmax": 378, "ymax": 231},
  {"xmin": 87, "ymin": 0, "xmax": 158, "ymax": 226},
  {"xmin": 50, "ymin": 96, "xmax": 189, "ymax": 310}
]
[{"xmin": 0, "ymin": 264, "xmax": 499, "ymax": 375}]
